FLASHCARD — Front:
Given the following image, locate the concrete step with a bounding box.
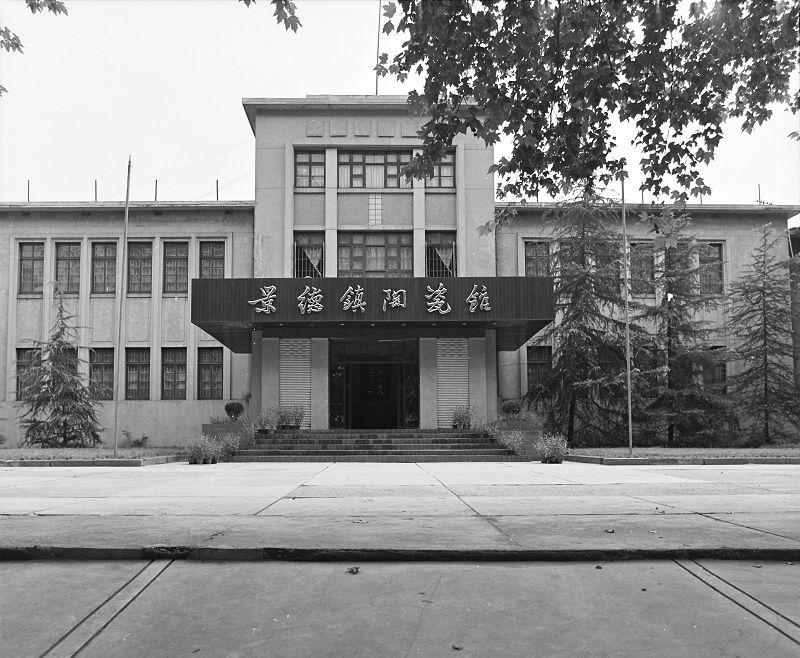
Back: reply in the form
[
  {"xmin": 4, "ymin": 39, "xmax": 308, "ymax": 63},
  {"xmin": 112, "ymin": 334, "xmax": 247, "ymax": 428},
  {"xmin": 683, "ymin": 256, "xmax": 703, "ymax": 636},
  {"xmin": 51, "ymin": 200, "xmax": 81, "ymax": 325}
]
[
  {"xmin": 251, "ymin": 441, "xmax": 502, "ymax": 450},
  {"xmin": 232, "ymin": 454, "xmax": 524, "ymax": 463},
  {"xmin": 254, "ymin": 432, "xmax": 486, "ymax": 440},
  {"xmin": 237, "ymin": 449, "xmax": 514, "ymax": 457},
  {"xmin": 253, "ymin": 436, "xmax": 491, "ymax": 445}
]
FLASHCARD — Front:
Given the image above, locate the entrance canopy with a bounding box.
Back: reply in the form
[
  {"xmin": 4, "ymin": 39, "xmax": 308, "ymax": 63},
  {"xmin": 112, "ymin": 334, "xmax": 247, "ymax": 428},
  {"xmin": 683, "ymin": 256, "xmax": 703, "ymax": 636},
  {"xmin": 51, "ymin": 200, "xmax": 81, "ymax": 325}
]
[{"xmin": 191, "ymin": 277, "xmax": 554, "ymax": 352}]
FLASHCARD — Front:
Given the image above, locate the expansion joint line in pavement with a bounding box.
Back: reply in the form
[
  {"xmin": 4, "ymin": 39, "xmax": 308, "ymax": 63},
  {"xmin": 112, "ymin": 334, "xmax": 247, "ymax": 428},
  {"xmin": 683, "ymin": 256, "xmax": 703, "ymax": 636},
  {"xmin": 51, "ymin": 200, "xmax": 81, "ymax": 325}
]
[
  {"xmin": 415, "ymin": 464, "xmax": 520, "ymax": 548},
  {"xmin": 694, "ymin": 511, "xmax": 800, "ymax": 544},
  {"xmin": 673, "ymin": 559, "xmax": 800, "ymax": 647},
  {"xmin": 253, "ymin": 463, "xmax": 333, "ymax": 515},
  {"xmin": 38, "ymin": 559, "xmax": 173, "ymax": 658}
]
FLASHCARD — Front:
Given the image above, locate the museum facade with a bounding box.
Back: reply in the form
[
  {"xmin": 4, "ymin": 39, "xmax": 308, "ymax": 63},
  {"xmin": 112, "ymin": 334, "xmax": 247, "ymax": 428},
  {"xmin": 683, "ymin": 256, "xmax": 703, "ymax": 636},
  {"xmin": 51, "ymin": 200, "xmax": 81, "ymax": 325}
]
[{"xmin": 0, "ymin": 95, "xmax": 797, "ymax": 445}]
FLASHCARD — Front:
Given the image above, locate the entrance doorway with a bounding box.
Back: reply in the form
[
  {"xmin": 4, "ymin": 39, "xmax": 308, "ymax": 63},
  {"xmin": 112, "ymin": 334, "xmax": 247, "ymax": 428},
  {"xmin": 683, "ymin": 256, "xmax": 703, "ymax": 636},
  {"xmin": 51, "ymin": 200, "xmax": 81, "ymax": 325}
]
[{"xmin": 329, "ymin": 339, "xmax": 419, "ymax": 429}]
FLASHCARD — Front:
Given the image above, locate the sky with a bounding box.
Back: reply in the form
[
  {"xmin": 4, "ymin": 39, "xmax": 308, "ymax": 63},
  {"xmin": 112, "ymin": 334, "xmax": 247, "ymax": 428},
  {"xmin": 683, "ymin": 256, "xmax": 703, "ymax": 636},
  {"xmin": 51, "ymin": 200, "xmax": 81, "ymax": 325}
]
[{"xmin": 0, "ymin": 0, "xmax": 798, "ymax": 209}]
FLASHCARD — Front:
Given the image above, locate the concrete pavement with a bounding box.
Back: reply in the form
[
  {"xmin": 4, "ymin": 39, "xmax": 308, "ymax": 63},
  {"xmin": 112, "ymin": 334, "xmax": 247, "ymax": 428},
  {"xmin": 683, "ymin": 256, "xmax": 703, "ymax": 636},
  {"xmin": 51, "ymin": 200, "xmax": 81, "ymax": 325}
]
[
  {"xmin": 1, "ymin": 461, "xmax": 799, "ymax": 560},
  {"xmin": 3, "ymin": 560, "xmax": 800, "ymax": 657}
]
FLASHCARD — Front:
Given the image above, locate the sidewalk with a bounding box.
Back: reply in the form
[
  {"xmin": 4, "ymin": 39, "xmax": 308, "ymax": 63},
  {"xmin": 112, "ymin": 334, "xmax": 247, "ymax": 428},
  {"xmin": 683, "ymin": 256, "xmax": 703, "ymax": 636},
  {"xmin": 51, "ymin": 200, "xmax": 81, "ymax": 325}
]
[{"xmin": 1, "ymin": 461, "xmax": 799, "ymax": 560}]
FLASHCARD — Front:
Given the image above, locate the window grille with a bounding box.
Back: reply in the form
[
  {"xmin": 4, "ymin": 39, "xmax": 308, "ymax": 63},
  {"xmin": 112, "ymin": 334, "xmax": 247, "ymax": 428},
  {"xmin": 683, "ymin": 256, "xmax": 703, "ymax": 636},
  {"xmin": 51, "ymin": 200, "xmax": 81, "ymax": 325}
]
[
  {"xmin": 338, "ymin": 151, "xmax": 412, "ymax": 188},
  {"xmin": 426, "ymin": 151, "xmax": 455, "ymax": 188},
  {"xmin": 294, "ymin": 233, "xmax": 324, "ymax": 277},
  {"xmin": 527, "ymin": 346, "xmax": 552, "ymax": 392},
  {"xmin": 198, "ymin": 347, "xmax": 223, "ymax": 400},
  {"xmin": 699, "ymin": 242, "xmax": 724, "ymax": 294},
  {"xmin": 199, "ymin": 241, "xmax": 225, "ymax": 279},
  {"xmin": 161, "ymin": 348, "xmax": 186, "ymax": 400},
  {"xmin": 125, "ymin": 348, "xmax": 150, "ymax": 400},
  {"xmin": 702, "ymin": 346, "xmax": 727, "ymax": 393},
  {"xmin": 524, "ymin": 241, "xmax": 550, "ymax": 276},
  {"xmin": 127, "ymin": 243, "xmax": 152, "ymax": 294},
  {"xmin": 92, "ymin": 243, "xmax": 116, "ymax": 293},
  {"xmin": 19, "ymin": 243, "xmax": 44, "ymax": 294},
  {"xmin": 163, "ymin": 242, "xmax": 188, "ymax": 294},
  {"xmin": 55, "ymin": 243, "xmax": 81, "ymax": 294},
  {"xmin": 90, "ymin": 348, "xmax": 114, "ymax": 400},
  {"xmin": 425, "ymin": 232, "xmax": 456, "ymax": 277},
  {"xmin": 295, "ymin": 151, "xmax": 325, "ymax": 188},
  {"xmin": 15, "ymin": 348, "xmax": 38, "ymax": 396},
  {"xmin": 630, "ymin": 242, "xmax": 655, "ymax": 295},
  {"xmin": 338, "ymin": 232, "xmax": 413, "ymax": 277}
]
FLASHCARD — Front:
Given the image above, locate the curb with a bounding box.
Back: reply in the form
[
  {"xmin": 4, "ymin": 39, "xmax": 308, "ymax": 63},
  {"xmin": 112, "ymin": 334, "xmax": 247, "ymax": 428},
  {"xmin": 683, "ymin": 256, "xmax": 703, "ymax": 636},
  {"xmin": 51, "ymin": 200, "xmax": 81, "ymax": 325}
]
[
  {"xmin": 2, "ymin": 545, "xmax": 800, "ymax": 562},
  {"xmin": 1, "ymin": 455, "xmax": 184, "ymax": 468},
  {"xmin": 564, "ymin": 455, "xmax": 800, "ymax": 466}
]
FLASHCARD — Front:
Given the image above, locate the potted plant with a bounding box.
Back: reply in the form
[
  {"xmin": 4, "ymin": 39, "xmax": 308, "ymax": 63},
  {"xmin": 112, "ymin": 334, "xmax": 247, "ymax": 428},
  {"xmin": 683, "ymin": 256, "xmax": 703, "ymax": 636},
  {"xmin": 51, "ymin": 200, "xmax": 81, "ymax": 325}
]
[
  {"xmin": 254, "ymin": 406, "xmax": 279, "ymax": 434},
  {"xmin": 205, "ymin": 435, "xmax": 223, "ymax": 464},
  {"xmin": 224, "ymin": 401, "xmax": 245, "ymax": 421},
  {"xmin": 534, "ymin": 432, "xmax": 568, "ymax": 464},
  {"xmin": 450, "ymin": 405, "xmax": 473, "ymax": 430},
  {"xmin": 277, "ymin": 404, "xmax": 304, "ymax": 430},
  {"xmin": 186, "ymin": 435, "xmax": 205, "ymax": 465}
]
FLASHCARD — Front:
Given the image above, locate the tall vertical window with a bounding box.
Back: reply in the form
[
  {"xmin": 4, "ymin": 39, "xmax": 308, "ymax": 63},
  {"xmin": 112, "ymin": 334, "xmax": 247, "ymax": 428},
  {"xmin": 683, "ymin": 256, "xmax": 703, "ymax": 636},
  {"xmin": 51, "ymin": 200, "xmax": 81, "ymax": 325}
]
[
  {"xmin": 90, "ymin": 348, "xmax": 114, "ymax": 400},
  {"xmin": 524, "ymin": 241, "xmax": 550, "ymax": 277},
  {"xmin": 199, "ymin": 241, "xmax": 225, "ymax": 279},
  {"xmin": 55, "ymin": 243, "xmax": 81, "ymax": 294},
  {"xmin": 699, "ymin": 242, "xmax": 724, "ymax": 294},
  {"xmin": 198, "ymin": 347, "xmax": 223, "ymax": 400},
  {"xmin": 338, "ymin": 232, "xmax": 413, "ymax": 277},
  {"xmin": 338, "ymin": 151, "xmax": 412, "ymax": 188},
  {"xmin": 91, "ymin": 243, "xmax": 117, "ymax": 293},
  {"xmin": 426, "ymin": 151, "xmax": 455, "ymax": 188},
  {"xmin": 425, "ymin": 232, "xmax": 456, "ymax": 277},
  {"xmin": 163, "ymin": 242, "xmax": 188, "ymax": 294},
  {"xmin": 19, "ymin": 243, "xmax": 44, "ymax": 294},
  {"xmin": 161, "ymin": 348, "xmax": 186, "ymax": 400},
  {"xmin": 527, "ymin": 346, "xmax": 553, "ymax": 392},
  {"xmin": 294, "ymin": 233, "xmax": 324, "ymax": 277},
  {"xmin": 125, "ymin": 348, "xmax": 150, "ymax": 400},
  {"xmin": 127, "ymin": 243, "xmax": 152, "ymax": 294},
  {"xmin": 15, "ymin": 348, "xmax": 38, "ymax": 396},
  {"xmin": 630, "ymin": 242, "xmax": 655, "ymax": 295},
  {"xmin": 703, "ymin": 346, "xmax": 727, "ymax": 394},
  {"xmin": 295, "ymin": 151, "xmax": 325, "ymax": 188}
]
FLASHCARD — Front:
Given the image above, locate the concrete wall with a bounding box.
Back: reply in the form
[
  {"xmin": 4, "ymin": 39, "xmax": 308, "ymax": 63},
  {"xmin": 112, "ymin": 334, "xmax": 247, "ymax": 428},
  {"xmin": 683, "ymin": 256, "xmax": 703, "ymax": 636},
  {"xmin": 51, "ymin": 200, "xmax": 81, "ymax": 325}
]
[{"xmin": 0, "ymin": 204, "xmax": 254, "ymax": 446}]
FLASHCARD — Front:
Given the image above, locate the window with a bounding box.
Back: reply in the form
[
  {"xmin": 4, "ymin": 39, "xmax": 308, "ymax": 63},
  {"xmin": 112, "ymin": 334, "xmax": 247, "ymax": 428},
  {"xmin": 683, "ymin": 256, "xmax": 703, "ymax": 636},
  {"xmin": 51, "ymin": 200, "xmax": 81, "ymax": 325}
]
[
  {"xmin": 338, "ymin": 232, "xmax": 413, "ymax": 277},
  {"xmin": 295, "ymin": 233, "xmax": 324, "ymax": 277},
  {"xmin": 427, "ymin": 151, "xmax": 455, "ymax": 188},
  {"xmin": 15, "ymin": 348, "xmax": 38, "ymax": 397},
  {"xmin": 55, "ymin": 243, "xmax": 81, "ymax": 294},
  {"xmin": 199, "ymin": 241, "xmax": 225, "ymax": 279},
  {"xmin": 338, "ymin": 151, "xmax": 412, "ymax": 188},
  {"xmin": 699, "ymin": 242, "xmax": 723, "ymax": 294},
  {"xmin": 163, "ymin": 242, "xmax": 188, "ymax": 294},
  {"xmin": 425, "ymin": 232, "xmax": 456, "ymax": 277},
  {"xmin": 90, "ymin": 348, "xmax": 114, "ymax": 400},
  {"xmin": 198, "ymin": 347, "xmax": 223, "ymax": 400},
  {"xmin": 92, "ymin": 243, "xmax": 117, "ymax": 293},
  {"xmin": 161, "ymin": 348, "xmax": 186, "ymax": 400},
  {"xmin": 19, "ymin": 243, "xmax": 44, "ymax": 294},
  {"xmin": 126, "ymin": 348, "xmax": 150, "ymax": 400},
  {"xmin": 524, "ymin": 241, "xmax": 550, "ymax": 277},
  {"xmin": 703, "ymin": 346, "xmax": 727, "ymax": 394},
  {"xmin": 630, "ymin": 242, "xmax": 655, "ymax": 295},
  {"xmin": 127, "ymin": 242, "xmax": 152, "ymax": 294},
  {"xmin": 527, "ymin": 346, "xmax": 552, "ymax": 392},
  {"xmin": 295, "ymin": 151, "xmax": 325, "ymax": 188}
]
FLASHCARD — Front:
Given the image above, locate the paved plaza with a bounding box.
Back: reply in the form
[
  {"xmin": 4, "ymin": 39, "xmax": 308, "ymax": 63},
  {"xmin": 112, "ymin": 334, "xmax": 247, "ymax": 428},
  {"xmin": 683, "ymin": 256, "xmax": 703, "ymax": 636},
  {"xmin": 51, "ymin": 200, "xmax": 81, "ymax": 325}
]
[{"xmin": 1, "ymin": 461, "xmax": 799, "ymax": 559}]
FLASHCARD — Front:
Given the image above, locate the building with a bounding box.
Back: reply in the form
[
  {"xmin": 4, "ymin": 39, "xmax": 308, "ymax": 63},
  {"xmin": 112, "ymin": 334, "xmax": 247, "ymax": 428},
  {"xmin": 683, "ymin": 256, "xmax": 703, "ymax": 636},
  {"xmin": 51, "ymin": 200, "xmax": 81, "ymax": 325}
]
[{"xmin": 1, "ymin": 95, "xmax": 797, "ymax": 446}]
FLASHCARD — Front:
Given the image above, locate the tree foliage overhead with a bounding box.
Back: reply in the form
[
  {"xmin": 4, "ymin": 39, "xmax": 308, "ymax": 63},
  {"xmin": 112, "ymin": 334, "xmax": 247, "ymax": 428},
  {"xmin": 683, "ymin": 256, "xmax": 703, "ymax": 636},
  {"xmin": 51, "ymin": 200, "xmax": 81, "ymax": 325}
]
[
  {"xmin": 17, "ymin": 293, "xmax": 102, "ymax": 448},
  {"xmin": 728, "ymin": 224, "xmax": 800, "ymax": 443},
  {"xmin": 375, "ymin": 0, "xmax": 799, "ymax": 200},
  {"xmin": 0, "ymin": 0, "xmax": 68, "ymax": 96}
]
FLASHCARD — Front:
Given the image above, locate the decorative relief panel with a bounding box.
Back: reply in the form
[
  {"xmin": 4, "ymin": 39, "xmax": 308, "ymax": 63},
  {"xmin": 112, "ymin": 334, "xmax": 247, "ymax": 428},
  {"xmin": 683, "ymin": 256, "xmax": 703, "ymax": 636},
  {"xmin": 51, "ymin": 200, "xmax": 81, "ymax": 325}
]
[
  {"xmin": 377, "ymin": 119, "xmax": 395, "ymax": 137},
  {"xmin": 401, "ymin": 120, "xmax": 420, "ymax": 138},
  {"xmin": 305, "ymin": 119, "xmax": 324, "ymax": 137},
  {"xmin": 330, "ymin": 118, "xmax": 347, "ymax": 137},
  {"xmin": 354, "ymin": 119, "xmax": 372, "ymax": 136}
]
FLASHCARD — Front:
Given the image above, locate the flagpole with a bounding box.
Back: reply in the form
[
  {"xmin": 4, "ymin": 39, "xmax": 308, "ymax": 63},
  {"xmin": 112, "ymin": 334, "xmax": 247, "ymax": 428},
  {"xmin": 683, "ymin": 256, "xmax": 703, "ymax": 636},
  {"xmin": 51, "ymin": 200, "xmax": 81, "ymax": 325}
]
[
  {"xmin": 112, "ymin": 156, "xmax": 131, "ymax": 456},
  {"xmin": 621, "ymin": 177, "xmax": 634, "ymax": 457}
]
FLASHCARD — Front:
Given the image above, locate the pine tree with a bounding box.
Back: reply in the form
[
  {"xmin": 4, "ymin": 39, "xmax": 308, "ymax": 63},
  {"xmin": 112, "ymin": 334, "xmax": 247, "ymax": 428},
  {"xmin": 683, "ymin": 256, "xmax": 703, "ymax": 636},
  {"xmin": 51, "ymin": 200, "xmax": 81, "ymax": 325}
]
[
  {"xmin": 728, "ymin": 224, "xmax": 800, "ymax": 444},
  {"xmin": 526, "ymin": 189, "xmax": 647, "ymax": 445},
  {"xmin": 18, "ymin": 293, "xmax": 103, "ymax": 447},
  {"xmin": 633, "ymin": 205, "xmax": 732, "ymax": 446}
]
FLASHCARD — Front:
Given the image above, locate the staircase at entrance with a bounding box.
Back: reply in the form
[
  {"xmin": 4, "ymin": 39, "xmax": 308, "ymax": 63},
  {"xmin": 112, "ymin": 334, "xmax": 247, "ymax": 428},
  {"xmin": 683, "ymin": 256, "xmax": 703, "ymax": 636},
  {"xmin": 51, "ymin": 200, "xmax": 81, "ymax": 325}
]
[{"xmin": 234, "ymin": 429, "xmax": 519, "ymax": 462}]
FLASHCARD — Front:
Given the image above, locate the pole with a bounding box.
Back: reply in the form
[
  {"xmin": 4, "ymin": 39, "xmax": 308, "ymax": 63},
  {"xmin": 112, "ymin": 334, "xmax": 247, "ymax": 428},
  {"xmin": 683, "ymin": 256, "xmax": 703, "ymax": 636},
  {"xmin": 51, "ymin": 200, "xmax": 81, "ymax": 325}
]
[
  {"xmin": 622, "ymin": 178, "xmax": 634, "ymax": 457},
  {"xmin": 216, "ymin": 179, "xmax": 219, "ymax": 201},
  {"xmin": 154, "ymin": 179, "xmax": 158, "ymax": 202},
  {"xmin": 27, "ymin": 179, "xmax": 30, "ymax": 202},
  {"xmin": 94, "ymin": 179, "xmax": 98, "ymax": 202},
  {"xmin": 375, "ymin": 0, "xmax": 381, "ymax": 95},
  {"xmin": 112, "ymin": 156, "xmax": 132, "ymax": 456}
]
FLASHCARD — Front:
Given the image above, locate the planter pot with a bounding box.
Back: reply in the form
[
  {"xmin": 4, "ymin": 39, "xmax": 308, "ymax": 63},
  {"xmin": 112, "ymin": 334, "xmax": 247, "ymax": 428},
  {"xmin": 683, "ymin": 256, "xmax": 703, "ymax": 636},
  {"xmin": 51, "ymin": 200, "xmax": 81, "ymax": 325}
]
[
  {"xmin": 202, "ymin": 457, "xmax": 211, "ymax": 464},
  {"xmin": 189, "ymin": 456, "xmax": 203, "ymax": 465}
]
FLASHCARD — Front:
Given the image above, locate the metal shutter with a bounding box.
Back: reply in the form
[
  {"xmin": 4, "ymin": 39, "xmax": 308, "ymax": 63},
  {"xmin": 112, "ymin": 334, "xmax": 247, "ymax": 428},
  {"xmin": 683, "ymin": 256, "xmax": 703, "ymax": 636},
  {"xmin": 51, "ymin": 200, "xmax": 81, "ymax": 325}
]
[
  {"xmin": 279, "ymin": 338, "xmax": 311, "ymax": 429},
  {"xmin": 436, "ymin": 338, "xmax": 469, "ymax": 428}
]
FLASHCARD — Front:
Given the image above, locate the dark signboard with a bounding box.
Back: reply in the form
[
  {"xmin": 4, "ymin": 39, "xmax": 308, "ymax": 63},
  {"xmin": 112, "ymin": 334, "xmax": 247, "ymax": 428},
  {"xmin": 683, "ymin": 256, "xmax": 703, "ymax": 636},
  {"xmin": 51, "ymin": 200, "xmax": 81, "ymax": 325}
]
[{"xmin": 192, "ymin": 277, "xmax": 553, "ymax": 352}]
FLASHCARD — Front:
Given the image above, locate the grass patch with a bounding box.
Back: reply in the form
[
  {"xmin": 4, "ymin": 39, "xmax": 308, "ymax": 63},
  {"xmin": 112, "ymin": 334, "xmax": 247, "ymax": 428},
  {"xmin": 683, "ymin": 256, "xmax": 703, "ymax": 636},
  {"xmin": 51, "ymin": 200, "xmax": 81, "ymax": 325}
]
[
  {"xmin": 570, "ymin": 446, "xmax": 800, "ymax": 459},
  {"xmin": 0, "ymin": 447, "xmax": 183, "ymax": 460}
]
